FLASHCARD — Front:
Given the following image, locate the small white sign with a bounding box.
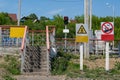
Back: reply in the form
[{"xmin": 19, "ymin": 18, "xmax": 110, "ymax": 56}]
[
  {"xmin": 95, "ymin": 30, "xmax": 102, "ymax": 39},
  {"xmin": 63, "ymin": 29, "xmax": 69, "ymax": 33}
]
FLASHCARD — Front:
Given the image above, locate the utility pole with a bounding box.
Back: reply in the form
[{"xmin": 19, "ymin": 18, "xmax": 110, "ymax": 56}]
[
  {"xmin": 17, "ymin": 0, "xmax": 22, "ymax": 47},
  {"xmin": 90, "ymin": 0, "xmax": 92, "ymax": 30},
  {"xmin": 18, "ymin": 0, "xmax": 23, "ymax": 72},
  {"xmin": 18, "ymin": 0, "xmax": 21, "ymax": 26},
  {"xmin": 84, "ymin": 0, "xmax": 90, "ymax": 58}
]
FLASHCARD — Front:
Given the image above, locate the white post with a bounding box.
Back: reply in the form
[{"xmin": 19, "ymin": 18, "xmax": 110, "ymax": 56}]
[
  {"xmin": 32, "ymin": 32, "xmax": 34, "ymax": 46},
  {"xmin": 18, "ymin": 0, "xmax": 21, "ymax": 26},
  {"xmin": 90, "ymin": 0, "xmax": 92, "ymax": 30},
  {"xmin": 0, "ymin": 27, "xmax": 2, "ymax": 55},
  {"xmin": 17, "ymin": 0, "xmax": 21, "ymax": 46},
  {"xmin": 105, "ymin": 42, "xmax": 109, "ymax": 71},
  {"xmin": 75, "ymin": 42, "xmax": 76, "ymax": 54},
  {"xmin": 84, "ymin": 0, "xmax": 89, "ymax": 58},
  {"xmin": 80, "ymin": 43, "xmax": 84, "ymax": 70},
  {"xmin": 21, "ymin": 51, "xmax": 24, "ymax": 73},
  {"xmin": 96, "ymin": 40, "xmax": 98, "ymax": 55},
  {"xmin": 46, "ymin": 26, "xmax": 50, "ymax": 74},
  {"xmin": 65, "ymin": 25, "xmax": 67, "ymax": 52}
]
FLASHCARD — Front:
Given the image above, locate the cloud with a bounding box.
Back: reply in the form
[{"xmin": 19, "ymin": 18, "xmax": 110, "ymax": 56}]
[{"xmin": 48, "ymin": 8, "xmax": 64, "ymax": 15}]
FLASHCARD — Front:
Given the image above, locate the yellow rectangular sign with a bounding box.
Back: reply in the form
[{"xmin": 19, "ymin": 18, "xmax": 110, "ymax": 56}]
[
  {"xmin": 76, "ymin": 36, "xmax": 88, "ymax": 42},
  {"xmin": 10, "ymin": 27, "xmax": 25, "ymax": 38}
]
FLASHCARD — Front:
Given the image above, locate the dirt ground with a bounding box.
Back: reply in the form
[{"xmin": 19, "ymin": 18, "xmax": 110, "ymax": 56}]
[
  {"xmin": 72, "ymin": 57, "xmax": 120, "ymax": 69},
  {"xmin": 1, "ymin": 55, "xmax": 120, "ymax": 80}
]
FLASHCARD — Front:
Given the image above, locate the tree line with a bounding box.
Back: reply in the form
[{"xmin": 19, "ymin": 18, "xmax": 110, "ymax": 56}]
[{"xmin": 0, "ymin": 12, "xmax": 120, "ymax": 39}]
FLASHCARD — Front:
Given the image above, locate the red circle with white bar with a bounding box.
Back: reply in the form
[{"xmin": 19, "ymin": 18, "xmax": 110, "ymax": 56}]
[{"xmin": 102, "ymin": 22, "xmax": 113, "ymax": 34}]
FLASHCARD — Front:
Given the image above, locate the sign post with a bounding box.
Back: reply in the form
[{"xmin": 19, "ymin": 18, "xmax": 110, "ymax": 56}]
[
  {"xmin": 80, "ymin": 43, "xmax": 84, "ymax": 70},
  {"xmin": 106, "ymin": 42, "xmax": 109, "ymax": 71},
  {"xmin": 76, "ymin": 24, "xmax": 88, "ymax": 71},
  {"xmin": 101, "ymin": 22, "xmax": 114, "ymax": 71},
  {"xmin": 63, "ymin": 16, "xmax": 69, "ymax": 52}
]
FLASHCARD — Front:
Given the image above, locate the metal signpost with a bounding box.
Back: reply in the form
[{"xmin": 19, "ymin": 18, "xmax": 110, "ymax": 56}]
[
  {"xmin": 101, "ymin": 22, "xmax": 114, "ymax": 71},
  {"xmin": 76, "ymin": 24, "xmax": 88, "ymax": 70},
  {"xmin": 63, "ymin": 16, "xmax": 69, "ymax": 52}
]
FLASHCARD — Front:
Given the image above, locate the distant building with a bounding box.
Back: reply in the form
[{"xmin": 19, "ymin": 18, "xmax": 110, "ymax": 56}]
[
  {"xmin": 69, "ymin": 19, "xmax": 77, "ymax": 23},
  {"xmin": 8, "ymin": 14, "xmax": 17, "ymax": 22}
]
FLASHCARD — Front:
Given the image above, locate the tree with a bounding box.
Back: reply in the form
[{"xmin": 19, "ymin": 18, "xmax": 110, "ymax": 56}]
[
  {"xmin": 74, "ymin": 15, "xmax": 84, "ymax": 23},
  {"xmin": 52, "ymin": 14, "xmax": 64, "ymax": 38},
  {"xmin": 0, "ymin": 12, "xmax": 13, "ymax": 25},
  {"xmin": 39, "ymin": 16, "xmax": 50, "ymax": 30},
  {"xmin": 40, "ymin": 16, "xmax": 49, "ymax": 21},
  {"xmin": 27, "ymin": 13, "xmax": 38, "ymax": 20}
]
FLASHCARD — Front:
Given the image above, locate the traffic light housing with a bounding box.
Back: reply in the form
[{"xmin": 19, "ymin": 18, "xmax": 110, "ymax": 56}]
[{"xmin": 64, "ymin": 16, "xmax": 69, "ymax": 25}]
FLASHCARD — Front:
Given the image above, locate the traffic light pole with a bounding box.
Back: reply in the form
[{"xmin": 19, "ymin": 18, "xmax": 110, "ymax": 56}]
[
  {"xmin": 65, "ymin": 25, "xmax": 67, "ymax": 52},
  {"xmin": 63, "ymin": 16, "xmax": 68, "ymax": 52}
]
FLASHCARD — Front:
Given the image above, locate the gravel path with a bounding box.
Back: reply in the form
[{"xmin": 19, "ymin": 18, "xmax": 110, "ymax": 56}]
[
  {"xmin": 15, "ymin": 75, "xmax": 66, "ymax": 80},
  {"xmin": 14, "ymin": 75, "xmax": 93, "ymax": 80}
]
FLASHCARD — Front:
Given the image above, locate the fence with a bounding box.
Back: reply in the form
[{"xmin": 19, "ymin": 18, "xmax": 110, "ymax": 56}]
[
  {"xmin": 0, "ymin": 25, "xmax": 27, "ymax": 54},
  {"xmin": 56, "ymin": 38, "xmax": 79, "ymax": 53},
  {"xmin": 0, "ymin": 25, "xmax": 119, "ymax": 56},
  {"xmin": 56, "ymin": 38, "xmax": 120, "ymax": 55}
]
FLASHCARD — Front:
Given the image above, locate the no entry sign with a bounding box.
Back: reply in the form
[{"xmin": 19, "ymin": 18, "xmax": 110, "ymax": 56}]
[{"xmin": 101, "ymin": 22, "xmax": 114, "ymax": 41}]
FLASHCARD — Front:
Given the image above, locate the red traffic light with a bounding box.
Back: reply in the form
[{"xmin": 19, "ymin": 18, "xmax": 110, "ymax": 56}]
[
  {"xmin": 64, "ymin": 16, "xmax": 68, "ymax": 20},
  {"xmin": 64, "ymin": 16, "xmax": 69, "ymax": 25}
]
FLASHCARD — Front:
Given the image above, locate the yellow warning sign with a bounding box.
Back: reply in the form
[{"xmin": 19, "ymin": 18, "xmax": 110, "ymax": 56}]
[
  {"xmin": 76, "ymin": 36, "xmax": 88, "ymax": 42},
  {"xmin": 10, "ymin": 27, "xmax": 25, "ymax": 38},
  {"xmin": 76, "ymin": 24, "xmax": 88, "ymax": 42},
  {"xmin": 77, "ymin": 25, "xmax": 87, "ymax": 34}
]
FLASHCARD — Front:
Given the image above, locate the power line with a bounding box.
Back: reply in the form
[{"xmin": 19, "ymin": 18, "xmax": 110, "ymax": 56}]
[{"xmin": 52, "ymin": 0, "xmax": 81, "ymax": 2}]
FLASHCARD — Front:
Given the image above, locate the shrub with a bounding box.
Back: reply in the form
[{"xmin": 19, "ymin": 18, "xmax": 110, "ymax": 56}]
[
  {"xmin": 114, "ymin": 61, "xmax": 120, "ymax": 70},
  {"xmin": 51, "ymin": 51, "xmax": 78, "ymax": 75},
  {"xmin": 3, "ymin": 55, "xmax": 21, "ymax": 75},
  {"xmin": 3, "ymin": 75, "xmax": 16, "ymax": 80},
  {"xmin": 51, "ymin": 56, "xmax": 68, "ymax": 74}
]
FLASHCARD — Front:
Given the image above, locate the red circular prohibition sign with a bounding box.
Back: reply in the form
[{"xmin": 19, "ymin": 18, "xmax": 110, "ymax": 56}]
[{"xmin": 102, "ymin": 22, "xmax": 113, "ymax": 34}]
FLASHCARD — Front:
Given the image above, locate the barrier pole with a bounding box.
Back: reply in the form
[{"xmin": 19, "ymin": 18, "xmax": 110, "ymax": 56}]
[
  {"xmin": 105, "ymin": 41, "xmax": 109, "ymax": 71},
  {"xmin": 80, "ymin": 43, "xmax": 84, "ymax": 70}
]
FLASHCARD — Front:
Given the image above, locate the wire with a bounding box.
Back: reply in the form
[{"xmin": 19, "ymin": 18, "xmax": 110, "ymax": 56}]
[{"xmin": 52, "ymin": 0, "xmax": 81, "ymax": 2}]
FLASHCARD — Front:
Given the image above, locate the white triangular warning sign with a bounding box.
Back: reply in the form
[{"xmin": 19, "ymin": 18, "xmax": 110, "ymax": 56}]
[{"xmin": 77, "ymin": 25, "xmax": 87, "ymax": 34}]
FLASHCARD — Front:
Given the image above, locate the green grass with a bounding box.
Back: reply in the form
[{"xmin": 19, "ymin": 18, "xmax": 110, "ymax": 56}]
[
  {"xmin": 0, "ymin": 54, "xmax": 21, "ymax": 80},
  {"xmin": 51, "ymin": 51, "xmax": 120, "ymax": 79}
]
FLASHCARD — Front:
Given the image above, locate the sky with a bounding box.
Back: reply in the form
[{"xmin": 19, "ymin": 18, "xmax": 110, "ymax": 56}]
[{"xmin": 0, "ymin": 0, "xmax": 120, "ymax": 19}]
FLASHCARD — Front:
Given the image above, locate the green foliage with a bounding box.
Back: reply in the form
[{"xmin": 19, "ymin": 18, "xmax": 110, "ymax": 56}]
[
  {"xmin": 51, "ymin": 52, "xmax": 120, "ymax": 79},
  {"xmin": 3, "ymin": 55, "xmax": 21, "ymax": 75},
  {"xmin": 27, "ymin": 13, "xmax": 38, "ymax": 20},
  {"xmin": 40, "ymin": 16, "xmax": 49, "ymax": 21},
  {"xmin": 51, "ymin": 51, "xmax": 79, "ymax": 75},
  {"xmin": 53, "ymin": 14, "xmax": 64, "ymax": 38},
  {"xmin": 0, "ymin": 12, "xmax": 118, "ymax": 39},
  {"xmin": 74, "ymin": 15, "xmax": 84, "ymax": 23},
  {"xmin": 51, "ymin": 57, "xmax": 68, "ymax": 74},
  {"xmin": 51, "ymin": 52, "xmax": 69, "ymax": 74},
  {"xmin": 1, "ymin": 12, "xmax": 120, "ymax": 39},
  {"xmin": 3, "ymin": 75, "xmax": 16, "ymax": 80},
  {"xmin": 114, "ymin": 61, "xmax": 120, "ymax": 70},
  {"xmin": 0, "ymin": 12, "xmax": 14, "ymax": 25}
]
